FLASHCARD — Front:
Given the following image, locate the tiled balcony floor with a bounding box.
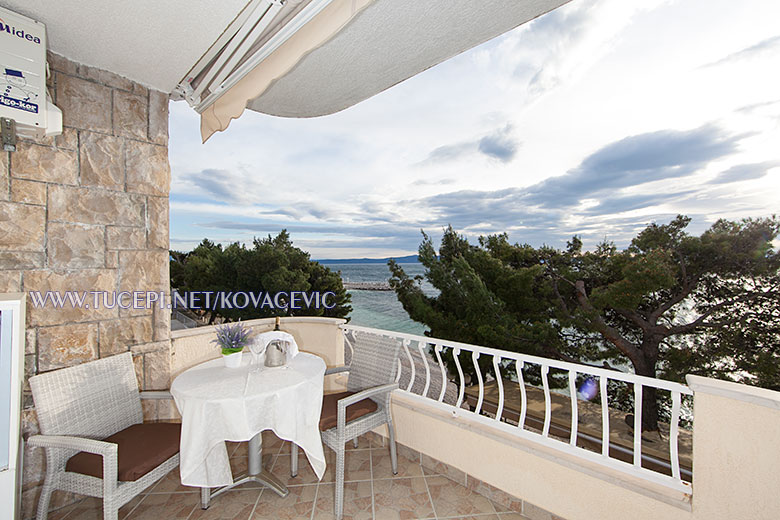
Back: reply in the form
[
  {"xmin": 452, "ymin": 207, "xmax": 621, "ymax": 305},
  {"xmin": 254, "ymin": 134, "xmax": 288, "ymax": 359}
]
[{"xmin": 46, "ymin": 432, "xmax": 529, "ymax": 520}]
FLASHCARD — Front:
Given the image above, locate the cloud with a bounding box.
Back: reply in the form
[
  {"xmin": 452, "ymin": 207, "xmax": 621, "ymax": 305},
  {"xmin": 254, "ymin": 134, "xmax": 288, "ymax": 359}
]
[
  {"xmin": 421, "ymin": 123, "xmax": 519, "ymax": 165},
  {"xmin": 170, "ymin": 238, "xmax": 196, "ymax": 246},
  {"xmin": 187, "ymin": 168, "xmax": 238, "ymax": 202},
  {"xmin": 709, "ymin": 161, "xmax": 780, "ymax": 184},
  {"xmin": 505, "ymin": 0, "xmax": 666, "ymax": 99},
  {"xmin": 196, "ymin": 220, "xmax": 428, "ymax": 252},
  {"xmin": 477, "ymin": 124, "xmax": 519, "ymax": 162},
  {"xmin": 295, "ymin": 236, "xmax": 420, "ymax": 250},
  {"xmin": 735, "ymin": 99, "xmax": 780, "ymax": 113},
  {"xmin": 525, "ymin": 124, "xmax": 742, "ymax": 207},
  {"xmin": 702, "ymin": 35, "xmax": 780, "ymax": 68},
  {"xmin": 519, "ymin": 0, "xmax": 600, "ymax": 94},
  {"xmin": 416, "ymin": 188, "xmax": 568, "ymax": 243},
  {"xmin": 199, "ymin": 220, "xmax": 423, "ymax": 240},
  {"xmin": 425, "ymin": 142, "xmax": 475, "ymax": 163},
  {"xmin": 582, "ymin": 191, "xmax": 695, "ymax": 215},
  {"xmin": 173, "ymin": 121, "xmax": 759, "ymax": 256},
  {"xmin": 412, "ymin": 178, "xmax": 456, "ymax": 186},
  {"xmin": 406, "ymin": 124, "xmax": 747, "ymax": 243},
  {"xmin": 183, "ymin": 166, "xmax": 269, "ymax": 205}
]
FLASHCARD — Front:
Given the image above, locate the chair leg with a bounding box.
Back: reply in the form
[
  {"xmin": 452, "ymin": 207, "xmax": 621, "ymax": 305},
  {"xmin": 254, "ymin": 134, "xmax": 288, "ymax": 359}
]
[
  {"xmin": 352, "ymin": 437, "xmax": 359, "ymax": 449},
  {"xmin": 102, "ymin": 500, "xmax": 118, "ymax": 520},
  {"xmin": 335, "ymin": 447, "xmax": 345, "ymax": 520},
  {"xmin": 291, "ymin": 443, "xmax": 299, "ymax": 477},
  {"xmin": 201, "ymin": 487, "xmax": 211, "ymax": 509},
  {"xmin": 388, "ymin": 420, "xmax": 398, "ymax": 475},
  {"xmin": 35, "ymin": 481, "xmax": 54, "ymax": 520}
]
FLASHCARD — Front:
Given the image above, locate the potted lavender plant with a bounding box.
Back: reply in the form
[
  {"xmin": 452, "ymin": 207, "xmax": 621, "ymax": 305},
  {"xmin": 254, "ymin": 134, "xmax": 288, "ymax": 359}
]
[{"xmin": 212, "ymin": 321, "xmax": 252, "ymax": 368}]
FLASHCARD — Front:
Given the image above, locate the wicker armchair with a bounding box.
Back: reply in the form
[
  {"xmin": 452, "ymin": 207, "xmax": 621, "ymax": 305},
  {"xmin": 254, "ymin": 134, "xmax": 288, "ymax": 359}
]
[
  {"xmin": 291, "ymin": 330, "xmax": 402, "ymax": 519},
  {"xmin": 27, "ymin": 352, "xmax": 180, "ymax": 520}
]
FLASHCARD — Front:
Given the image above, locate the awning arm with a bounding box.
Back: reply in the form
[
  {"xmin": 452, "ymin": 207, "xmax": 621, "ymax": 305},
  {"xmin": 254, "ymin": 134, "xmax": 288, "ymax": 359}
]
[
  {"xmin": 175, "ymin": 0, "xmax": 337, "ymax": 113},
  {"xmin": 175, "ymin": 0, "xmax": 287, "ymax": 108}
]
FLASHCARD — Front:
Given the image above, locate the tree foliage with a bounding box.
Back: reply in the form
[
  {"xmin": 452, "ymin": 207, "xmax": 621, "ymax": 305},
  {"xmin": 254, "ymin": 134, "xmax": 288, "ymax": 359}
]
[
  {"xmin": 390, "ymin": 216, "xmax": 780, "ymax": 429},
  {"xmin": 170, "ymin": 231, "xmax": 351, "ymax": 322}
]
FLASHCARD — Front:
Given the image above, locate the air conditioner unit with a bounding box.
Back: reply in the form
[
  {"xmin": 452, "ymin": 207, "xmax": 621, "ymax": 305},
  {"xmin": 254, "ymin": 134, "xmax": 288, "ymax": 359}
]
[{"xmin": 0, "ymin": 6, "xmax": 62, "ymax": 148}]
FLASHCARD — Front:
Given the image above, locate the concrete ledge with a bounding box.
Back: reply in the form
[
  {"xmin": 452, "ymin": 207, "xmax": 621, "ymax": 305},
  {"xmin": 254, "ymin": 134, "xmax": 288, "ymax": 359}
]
[
  {"xmin": 170, "ymin": 316, "xmax": 347, "ymax": 339},
  {"xmin": 686, "ymin": 375, "xmax": 780, "ymax": 411}
]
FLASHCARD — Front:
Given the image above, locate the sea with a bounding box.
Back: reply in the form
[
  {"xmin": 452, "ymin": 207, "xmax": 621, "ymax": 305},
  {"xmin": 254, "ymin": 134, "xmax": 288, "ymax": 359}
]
[{"xmin": 326, "ymin": 262, "xmax": 431, "ymax": 336}]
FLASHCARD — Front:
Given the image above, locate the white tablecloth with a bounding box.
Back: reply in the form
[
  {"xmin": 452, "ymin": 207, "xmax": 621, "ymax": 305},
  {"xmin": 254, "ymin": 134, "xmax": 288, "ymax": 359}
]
[{"xmin": 171, "ymin": 352, "xmax": 326, "ymax": 487}]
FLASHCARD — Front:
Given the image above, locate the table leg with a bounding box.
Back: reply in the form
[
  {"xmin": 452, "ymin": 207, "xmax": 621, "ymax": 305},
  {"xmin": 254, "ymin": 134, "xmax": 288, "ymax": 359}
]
[
  {"xmin": 200, "ymin": 433, "xmax": 289, "ymax": 509},
  {"xmin": 247, "ymin": 433, "xmax": 289, "ymax": 496}
]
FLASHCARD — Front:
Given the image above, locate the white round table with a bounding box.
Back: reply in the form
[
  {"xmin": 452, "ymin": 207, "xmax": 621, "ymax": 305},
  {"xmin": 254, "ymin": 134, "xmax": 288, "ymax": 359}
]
[{"xmin": 171, "ymin": 351, "xmax": 326, "ymax": 509}]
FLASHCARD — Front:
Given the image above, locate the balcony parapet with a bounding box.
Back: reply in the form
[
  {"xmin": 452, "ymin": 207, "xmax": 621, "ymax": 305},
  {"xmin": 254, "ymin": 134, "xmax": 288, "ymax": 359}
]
[
  {"xmin": 170, "ymin": 316, "xmax": 347, "ymax": 385},
  {"xmin": 156, "ymin": 319, "xmax": 780, "ymax": 520},
  {"xmin": 686, "ymin": 374, "xmax": 780, "ymax": 410}
]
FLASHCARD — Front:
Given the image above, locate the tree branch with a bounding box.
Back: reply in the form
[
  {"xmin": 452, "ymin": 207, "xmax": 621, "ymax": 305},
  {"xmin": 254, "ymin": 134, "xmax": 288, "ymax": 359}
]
[
  {"xmin": 671, "ymin": 317, "xmax": 741, "ymax": 334},
  {"xmin": 572, "ymin": 280, "xmax": 642, "ymax": 362},
  {"xmin": 615, "ymin": 308, "xmax": 652, "ymax": 332},
  {"xmin": 648, "ymin": 254, "xmax": 699, "ymax": 324},
  {"xmin": 550, "ymin": 274, "xmax": 575, "ymax": 320},
  {"xmin": 668, "ymin": 293, "xmax": 760, "ymax": 334}
]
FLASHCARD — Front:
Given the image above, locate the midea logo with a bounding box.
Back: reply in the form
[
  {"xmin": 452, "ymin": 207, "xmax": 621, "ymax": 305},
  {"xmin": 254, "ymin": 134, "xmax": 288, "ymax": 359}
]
[{"xmin": 0, "ymin": 17, "xmax": 42, "ymax": 45}]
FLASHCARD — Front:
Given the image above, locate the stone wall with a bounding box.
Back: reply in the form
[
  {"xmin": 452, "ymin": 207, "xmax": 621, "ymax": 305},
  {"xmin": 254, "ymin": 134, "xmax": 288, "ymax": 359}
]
[{"xmin": 0, "ymin": 52, "xmax": 171, "ymax": 518}]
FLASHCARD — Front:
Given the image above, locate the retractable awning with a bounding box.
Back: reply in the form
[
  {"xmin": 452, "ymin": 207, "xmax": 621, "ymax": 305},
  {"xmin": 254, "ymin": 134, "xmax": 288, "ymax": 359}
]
[
  {"xmin": 3, "ymin": 1, "xmax": 570, "ymax": 141},
  {"xmin": 180, "ymin": 0, "xmax": 571, "ymax": 142}
]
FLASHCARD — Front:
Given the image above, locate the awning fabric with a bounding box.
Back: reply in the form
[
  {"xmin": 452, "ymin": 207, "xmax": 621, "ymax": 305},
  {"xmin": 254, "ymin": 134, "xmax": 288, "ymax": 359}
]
[
  {"xmin": 200, "ymin": 0, "xmax": 572, "ymax": 142},
  {"xmin": 200, "ymin": 0, "xmax": 373, "ymax": 141}
]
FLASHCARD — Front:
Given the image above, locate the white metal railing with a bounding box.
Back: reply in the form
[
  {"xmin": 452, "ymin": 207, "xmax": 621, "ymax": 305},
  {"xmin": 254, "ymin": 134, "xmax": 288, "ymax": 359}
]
[{"xmin": 341, "ymin": 324, "xmax": 693, "ymax": 494}]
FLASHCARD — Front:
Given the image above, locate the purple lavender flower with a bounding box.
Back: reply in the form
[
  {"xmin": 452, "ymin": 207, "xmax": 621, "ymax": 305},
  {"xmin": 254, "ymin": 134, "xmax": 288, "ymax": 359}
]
[{"xmin": 212, "ymin": 321, "xmax": 252, "ymax": 355}]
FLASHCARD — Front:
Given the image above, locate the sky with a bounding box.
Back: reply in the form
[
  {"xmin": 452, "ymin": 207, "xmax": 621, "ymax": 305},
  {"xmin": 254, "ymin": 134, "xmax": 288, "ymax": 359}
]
[{"xmin": 168, "ymin": 0, "xmax": 780, "ymax": 259}]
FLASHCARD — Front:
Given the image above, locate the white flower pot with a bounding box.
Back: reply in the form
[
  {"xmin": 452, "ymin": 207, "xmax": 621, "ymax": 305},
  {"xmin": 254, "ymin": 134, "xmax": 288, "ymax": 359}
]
[{"xmin": 222, "ymin": 352, "xmax": 243, "ymax": 368}]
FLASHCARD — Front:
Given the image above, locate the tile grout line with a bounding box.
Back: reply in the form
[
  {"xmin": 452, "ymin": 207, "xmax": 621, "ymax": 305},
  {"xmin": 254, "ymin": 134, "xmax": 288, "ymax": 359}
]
[
  {"xmin": 183, "ymin": 501, "xmax": 199, "ymax": 520},
  {"xmin": 51, "ymin": 501, "xmax": 79, "ymax": 520},
  {"xmin": 121, "ymin": 492, "xmax": 149, "ymax": 520},
  {"xmin": 422, "ymin": 471, "xmax": 439, "ymax": 520},
  {"xmin": 310, "ymin": 480, "xmax": 320, "ymax": 520},
  {"xmin": 437, "ymin": 514, "xmax": 500, "ymax": 519},
  {"xmin": 124, "ymin": 466, "xmax": 175, "ymax": 519},
  {"xmin": 248, "ymin": 487, "xmax": 264, "ymax": 520}
]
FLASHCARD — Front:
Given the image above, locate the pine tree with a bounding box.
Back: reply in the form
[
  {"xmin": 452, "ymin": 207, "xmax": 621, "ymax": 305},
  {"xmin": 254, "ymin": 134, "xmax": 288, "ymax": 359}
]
[{"xmin": 390, "ymin": 216, "xmax": 780, "ymax": 431}]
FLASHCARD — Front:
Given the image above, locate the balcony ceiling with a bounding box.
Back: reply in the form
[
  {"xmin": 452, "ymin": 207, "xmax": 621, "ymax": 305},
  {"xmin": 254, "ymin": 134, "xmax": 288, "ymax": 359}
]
[{"xmin": 0, "ymin": 0, "xmax": 250, "ymax": 93}]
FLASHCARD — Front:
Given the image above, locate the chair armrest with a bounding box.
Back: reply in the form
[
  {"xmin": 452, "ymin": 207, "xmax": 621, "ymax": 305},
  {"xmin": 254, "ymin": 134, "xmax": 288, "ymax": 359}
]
[
  {"xmin": 337, "ymin": 383, "xmax": 398, "ymax": 408},
  {"xmin": 335, "ymin": 383, "xmax": 398, "ymax": 431},
  {"xmin": 140, "ymin": 391, "xmax": 173, "ymax": 400},
  {"xmin": 27, "ymin": 434, "xmax": 118, "ymax": 456},
  {"xmin": 28, "ymin": 434, "xmax": 120, "ymax": 493},
  {"xmin": 325, "ymin": 365, "xmax": 350, "ymax": 376}
]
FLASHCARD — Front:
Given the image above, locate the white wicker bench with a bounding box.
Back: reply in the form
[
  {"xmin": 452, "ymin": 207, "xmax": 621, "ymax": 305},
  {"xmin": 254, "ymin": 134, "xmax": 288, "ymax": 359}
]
[{"xmin": 28, "ymin": 352, "xmax": 180, "ymax": 520}]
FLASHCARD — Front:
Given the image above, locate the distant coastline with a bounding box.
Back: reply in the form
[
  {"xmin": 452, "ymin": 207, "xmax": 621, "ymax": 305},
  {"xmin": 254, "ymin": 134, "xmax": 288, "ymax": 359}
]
[
  {"xmin": 316, "ymin": 254, "xmax": 419, "ymax": 265},
  {"xmin": 342, "ymin": 281, "xmax": 392, "ymax": 291}
]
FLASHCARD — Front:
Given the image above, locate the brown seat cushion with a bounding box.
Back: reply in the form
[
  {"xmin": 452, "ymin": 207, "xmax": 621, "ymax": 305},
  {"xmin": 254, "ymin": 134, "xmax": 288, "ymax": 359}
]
[
  {"xmin": 65, "ymin": 423, "xmax": 181, "ymax": 482},
  {"xmin": 319, "ymin": 391, "xmax": 378, "ymax": 431}
]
